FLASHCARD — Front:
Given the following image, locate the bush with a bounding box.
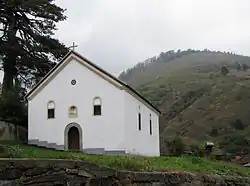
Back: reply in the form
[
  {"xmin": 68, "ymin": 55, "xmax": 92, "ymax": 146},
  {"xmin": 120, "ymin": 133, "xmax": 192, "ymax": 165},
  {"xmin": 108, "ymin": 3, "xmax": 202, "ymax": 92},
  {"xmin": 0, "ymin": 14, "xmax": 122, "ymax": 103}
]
[
  {"xmin": 191, "ymin": 156, "xmax": 203, "ymax": 164},
  {"xmin": 0, "ymin": 144, "xmax": 23, "ymax": 158},
  {"xmin": 6, "ymin": 145, "xmax": 23, "ymax": 158},
  {"xmin": 219, "ymin": 134, "xmax": 250, "ymax": 154},
  {"xmin": 221, "ymin": 66, "xmax": 229, "ymax": 75},
  {"xmin": 168, "ymin": 136, "xmax": 185, "ymax": 156},
  {"xmin": 242, "ymin": 63, "xmax": 249, "ymax": 71},
  {"xmin": 210, "ymin": 127, "xmax": 218, "ymax": 136},
  {"xmin": 230, "ymin": 119, "xmax": 244, "ymax": 130},
  {"xmin": 107, "ymin": 157, "xmax": 146, "ymax": 171},
  {"xmin": 0, "ymin": 86, "xmax": 27, "ymax": 127},
  {"xmin": 190, "ymin": 144, "xmax": 205, "ymax": 157}
]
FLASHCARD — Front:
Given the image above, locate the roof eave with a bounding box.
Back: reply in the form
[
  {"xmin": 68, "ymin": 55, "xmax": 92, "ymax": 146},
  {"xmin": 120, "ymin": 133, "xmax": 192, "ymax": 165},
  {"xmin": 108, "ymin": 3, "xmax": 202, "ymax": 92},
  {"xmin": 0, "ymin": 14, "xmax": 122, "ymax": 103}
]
[{"xmin": 24, "ymin": 50, "xmax": 161, "ymax": 115}]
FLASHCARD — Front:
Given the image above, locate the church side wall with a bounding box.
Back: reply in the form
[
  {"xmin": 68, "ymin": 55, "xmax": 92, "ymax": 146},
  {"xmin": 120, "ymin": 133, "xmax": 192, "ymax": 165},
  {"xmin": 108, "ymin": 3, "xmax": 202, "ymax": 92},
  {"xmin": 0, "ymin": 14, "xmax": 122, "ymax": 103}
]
[
  {"xmin": 123, "ymin": 91, "xmax": 160, "ymax": 156},
  {"xmin": 28, "ymin": 59, "xmax": 126, "ymax": 151}
]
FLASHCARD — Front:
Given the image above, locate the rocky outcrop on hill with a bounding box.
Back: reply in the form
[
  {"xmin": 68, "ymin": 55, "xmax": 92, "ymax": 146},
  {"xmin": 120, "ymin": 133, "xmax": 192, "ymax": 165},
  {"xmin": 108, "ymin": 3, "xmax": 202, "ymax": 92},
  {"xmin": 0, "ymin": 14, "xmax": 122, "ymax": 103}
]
[{"xmin": 0, "ymin": 159, "xmax": 249, "ymax": 185}]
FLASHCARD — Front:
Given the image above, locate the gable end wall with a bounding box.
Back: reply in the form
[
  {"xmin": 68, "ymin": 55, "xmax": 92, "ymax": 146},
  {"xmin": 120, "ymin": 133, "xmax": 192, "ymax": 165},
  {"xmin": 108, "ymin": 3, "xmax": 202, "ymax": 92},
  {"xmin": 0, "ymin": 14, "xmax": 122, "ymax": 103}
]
[
  {"xmin": 28, "ymin": 58, "xmax": 126, "ymax": 151},
  {"xmin": 27, "ymin": 53, "xmax": 160, "ymax": 115}
]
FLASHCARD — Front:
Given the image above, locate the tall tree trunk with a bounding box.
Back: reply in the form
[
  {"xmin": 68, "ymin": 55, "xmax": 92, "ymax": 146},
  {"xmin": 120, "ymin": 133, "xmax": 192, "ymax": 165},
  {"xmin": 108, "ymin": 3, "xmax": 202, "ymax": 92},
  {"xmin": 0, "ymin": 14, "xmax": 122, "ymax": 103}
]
[
  {"xmin": 2, "ymin": 66, "xmax": 15, "ymax": 95},
  {"xmin": 1, "ymin": 18, "xmax": 17, "ymax": 95}
]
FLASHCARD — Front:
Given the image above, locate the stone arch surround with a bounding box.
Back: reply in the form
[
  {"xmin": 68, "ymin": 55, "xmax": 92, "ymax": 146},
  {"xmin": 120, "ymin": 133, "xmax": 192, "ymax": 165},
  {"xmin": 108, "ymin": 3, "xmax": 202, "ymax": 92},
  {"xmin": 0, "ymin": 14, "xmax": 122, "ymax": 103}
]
[{"xmin": 64, "ymin": 123, "xmax": 83, "ymax": 151}]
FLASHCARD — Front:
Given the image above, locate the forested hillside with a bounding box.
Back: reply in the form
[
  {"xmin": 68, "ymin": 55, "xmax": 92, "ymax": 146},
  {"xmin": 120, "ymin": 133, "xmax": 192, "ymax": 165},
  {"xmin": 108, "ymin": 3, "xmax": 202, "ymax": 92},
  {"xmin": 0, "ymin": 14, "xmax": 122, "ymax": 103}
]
[{"xmin": 119, "ymin": 49, "xmax": 250, "ymax": 157}]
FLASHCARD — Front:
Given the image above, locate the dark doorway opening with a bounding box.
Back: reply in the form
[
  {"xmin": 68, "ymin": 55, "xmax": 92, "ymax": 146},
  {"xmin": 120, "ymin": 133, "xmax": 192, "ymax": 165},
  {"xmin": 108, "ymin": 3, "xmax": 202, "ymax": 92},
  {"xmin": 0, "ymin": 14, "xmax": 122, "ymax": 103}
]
[{"xmin": 68, "ymin": 126, "xmax": 80, "ymax": 151}]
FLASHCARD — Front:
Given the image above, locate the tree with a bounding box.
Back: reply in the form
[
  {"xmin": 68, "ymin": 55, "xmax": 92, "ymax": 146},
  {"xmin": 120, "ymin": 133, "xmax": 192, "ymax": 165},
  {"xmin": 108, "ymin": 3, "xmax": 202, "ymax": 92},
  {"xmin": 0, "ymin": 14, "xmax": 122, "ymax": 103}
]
[
  {"xmin": 210, "ymin": 127, "xmax": 218, "ymax": 136},
  {"xmin": 221, "ymin": 66, "xmax": 229, "ymax": 76},
  {"xmin": 169, "ymin": 136, "xmax": 185, "ymax": 156},
  {"xmin": 236, "ymin": 63, "xmax": 242, "ymax": 71},
  {"xmin": 190, "ymin": 144, "xmax": 205, "ymax": 157},
  {"xmin": 0, "ymin": 0, "xmax": 69, "ymax": 95},
  {"xmin": 0, "ymin": 83, "xmax": 27, "ymax": 127},
  {"xmin": 242, "ymin": 64, "xmax": 249, "ymax": 71},
  {"xmin": 231, "ymin": 119, "xmax": 244, "ymax": 130}
]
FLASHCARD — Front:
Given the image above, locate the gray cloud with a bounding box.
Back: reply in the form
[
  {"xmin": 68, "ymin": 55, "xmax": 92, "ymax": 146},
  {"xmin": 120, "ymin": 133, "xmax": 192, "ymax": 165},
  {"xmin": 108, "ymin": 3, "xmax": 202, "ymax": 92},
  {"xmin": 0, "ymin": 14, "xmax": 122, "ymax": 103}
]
[
  {"xmin": 54, "ymin": 0, "xmax": 250, "ymax": 75},
  {"xmin": 1, "ymin": 0, "xmax": 250, "ymax": 81}
]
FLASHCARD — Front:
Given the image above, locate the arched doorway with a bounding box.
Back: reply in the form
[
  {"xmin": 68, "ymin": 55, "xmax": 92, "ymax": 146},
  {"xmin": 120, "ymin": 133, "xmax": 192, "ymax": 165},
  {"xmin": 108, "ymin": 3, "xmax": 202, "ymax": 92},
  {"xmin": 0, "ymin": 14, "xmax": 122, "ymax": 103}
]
[
  {"xmin": 64, "ymin": 123, "xmax": 83, "ymax": 151},
  {"xmin": 68, "ymin": 127, "xmax": 80, "ymax": 150}
]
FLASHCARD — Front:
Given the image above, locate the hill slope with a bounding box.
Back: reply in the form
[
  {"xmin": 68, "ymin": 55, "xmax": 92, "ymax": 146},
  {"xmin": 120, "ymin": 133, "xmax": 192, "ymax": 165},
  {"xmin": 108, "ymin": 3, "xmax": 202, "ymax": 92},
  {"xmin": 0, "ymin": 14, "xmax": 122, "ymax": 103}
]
[{"xmin": 119, "ymin": 49, "xmax": 250, "ymax": 156}]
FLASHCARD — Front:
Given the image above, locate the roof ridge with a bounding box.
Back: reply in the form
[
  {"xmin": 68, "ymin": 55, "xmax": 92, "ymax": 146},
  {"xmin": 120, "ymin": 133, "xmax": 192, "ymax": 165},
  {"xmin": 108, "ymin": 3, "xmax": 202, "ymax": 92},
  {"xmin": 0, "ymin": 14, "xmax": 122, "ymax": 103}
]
[{"xmin": 25, "ymin": 51, "xmax": 161, "ymax": 114}]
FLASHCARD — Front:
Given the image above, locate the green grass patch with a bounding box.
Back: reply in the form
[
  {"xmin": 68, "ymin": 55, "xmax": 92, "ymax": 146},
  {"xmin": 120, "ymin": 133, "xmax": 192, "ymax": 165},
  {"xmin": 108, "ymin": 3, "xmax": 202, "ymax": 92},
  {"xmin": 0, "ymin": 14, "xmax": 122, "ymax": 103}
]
[{"xmin": 0, "ymin": 141, "xmax": 249, "ymax": 177}]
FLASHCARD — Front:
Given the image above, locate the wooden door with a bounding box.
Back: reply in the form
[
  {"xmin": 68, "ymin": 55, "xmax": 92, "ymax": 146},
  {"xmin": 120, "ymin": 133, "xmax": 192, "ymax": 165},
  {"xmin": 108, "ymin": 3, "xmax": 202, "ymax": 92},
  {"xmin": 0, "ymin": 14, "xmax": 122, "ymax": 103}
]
[{"xmin": 68, "ymin": 126, "xmax": 80, "ymax": 151}]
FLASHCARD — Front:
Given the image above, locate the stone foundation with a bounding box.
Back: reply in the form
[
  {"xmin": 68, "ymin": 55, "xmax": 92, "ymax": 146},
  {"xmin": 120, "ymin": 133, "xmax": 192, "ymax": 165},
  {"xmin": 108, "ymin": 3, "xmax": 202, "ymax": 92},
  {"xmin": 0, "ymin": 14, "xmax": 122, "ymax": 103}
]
[
  {"xmin": 0, "ymin": 159, "xmax": 249, "ymax": 185},
  {"xmin": 28, "ymin": 139, "xmax": 126, "ymax": 155}
]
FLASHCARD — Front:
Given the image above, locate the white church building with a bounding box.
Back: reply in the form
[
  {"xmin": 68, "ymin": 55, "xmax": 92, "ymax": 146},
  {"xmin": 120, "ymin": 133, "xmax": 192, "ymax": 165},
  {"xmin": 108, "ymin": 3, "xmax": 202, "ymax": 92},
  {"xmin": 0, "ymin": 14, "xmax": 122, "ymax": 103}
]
[{"xmin": 26, "ymin": 51, "xmax": 161, "ymax": 156}]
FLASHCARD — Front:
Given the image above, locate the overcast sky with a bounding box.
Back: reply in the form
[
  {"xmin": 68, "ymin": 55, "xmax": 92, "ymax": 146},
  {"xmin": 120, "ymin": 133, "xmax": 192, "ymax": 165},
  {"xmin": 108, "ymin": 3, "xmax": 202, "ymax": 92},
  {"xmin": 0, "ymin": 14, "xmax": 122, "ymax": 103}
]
[{"xmin": 1, "ymin": 0, "xmax": 250, "ymax": 81}]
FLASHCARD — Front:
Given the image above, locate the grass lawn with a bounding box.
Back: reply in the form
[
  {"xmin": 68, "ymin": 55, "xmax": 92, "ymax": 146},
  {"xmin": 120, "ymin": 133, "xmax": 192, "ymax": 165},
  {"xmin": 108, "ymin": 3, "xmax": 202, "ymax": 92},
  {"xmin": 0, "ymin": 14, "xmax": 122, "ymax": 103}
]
[{"xmin": 0, "ymin": 141, "xmax": 249, "ymax": 177}]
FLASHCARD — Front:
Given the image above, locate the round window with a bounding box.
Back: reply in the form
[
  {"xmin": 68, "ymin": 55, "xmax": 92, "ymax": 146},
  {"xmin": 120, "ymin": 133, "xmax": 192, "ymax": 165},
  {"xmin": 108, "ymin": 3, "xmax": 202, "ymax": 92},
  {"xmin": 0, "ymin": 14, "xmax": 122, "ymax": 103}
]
[{"xmin": 71, "ymin": 79, "xmax": 76, "ymax": 85}]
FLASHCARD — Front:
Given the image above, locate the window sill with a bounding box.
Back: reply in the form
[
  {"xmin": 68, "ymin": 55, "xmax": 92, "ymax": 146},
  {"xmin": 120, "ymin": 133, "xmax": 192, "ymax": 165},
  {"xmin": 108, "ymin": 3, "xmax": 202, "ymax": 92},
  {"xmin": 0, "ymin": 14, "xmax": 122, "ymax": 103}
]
[{"xmin": 69, "ymin": 116, "xmax": 77, "ymax": 118}]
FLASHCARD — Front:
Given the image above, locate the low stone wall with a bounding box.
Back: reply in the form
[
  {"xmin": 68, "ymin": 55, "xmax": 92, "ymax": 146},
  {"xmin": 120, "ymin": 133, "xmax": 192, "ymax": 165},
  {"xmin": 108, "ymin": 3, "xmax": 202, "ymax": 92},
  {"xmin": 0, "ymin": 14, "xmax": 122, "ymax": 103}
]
[
  {"xmin": 0, "ymin": 159, "xmax": 249, "ymax": 186},
  {"xmin": 0, "ymin": 121, "xmax": 27, "ymax": 142}
]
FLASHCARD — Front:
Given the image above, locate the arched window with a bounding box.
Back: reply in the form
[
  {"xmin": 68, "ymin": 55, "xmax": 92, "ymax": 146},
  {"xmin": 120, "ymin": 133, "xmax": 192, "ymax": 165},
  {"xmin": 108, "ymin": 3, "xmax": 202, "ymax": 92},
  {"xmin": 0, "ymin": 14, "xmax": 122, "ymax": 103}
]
[
  {"xmin": 93, "ymin": 97, "xmax": 102, "ymax": 115},
  {"xmin": 47, "ymin": 101, "xmax": 55, "ymax": 119},
  {"xmin": 69, "ymin": 106, "xmax": 77, "ymax": 118}
]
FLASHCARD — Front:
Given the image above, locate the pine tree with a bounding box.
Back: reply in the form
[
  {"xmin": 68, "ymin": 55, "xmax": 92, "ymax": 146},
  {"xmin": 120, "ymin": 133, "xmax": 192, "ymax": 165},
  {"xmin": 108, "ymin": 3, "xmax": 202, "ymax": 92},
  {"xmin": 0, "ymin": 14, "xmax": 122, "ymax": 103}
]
[
  {"xmin": 0, "ymin": 0, "xmax": 69, "ymax": 94},
  {"xmin": 0, "ymin": 83, "xmax": 27, "ymax": 127},
  {"xmin": 242, "ymin": 64, "xmax": 249, "ymax": 72},
  {"xmin": 221, "ymin": 66, "xmax": 229, "ymax": 76}
]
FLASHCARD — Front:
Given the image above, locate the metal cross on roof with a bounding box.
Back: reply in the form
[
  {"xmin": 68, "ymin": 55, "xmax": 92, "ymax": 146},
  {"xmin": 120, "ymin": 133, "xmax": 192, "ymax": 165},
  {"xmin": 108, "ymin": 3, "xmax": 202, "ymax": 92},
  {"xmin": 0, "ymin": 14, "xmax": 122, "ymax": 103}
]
[{"xmin": 69, "ymin": 42, "xmax": 78, "ymax": 51}]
